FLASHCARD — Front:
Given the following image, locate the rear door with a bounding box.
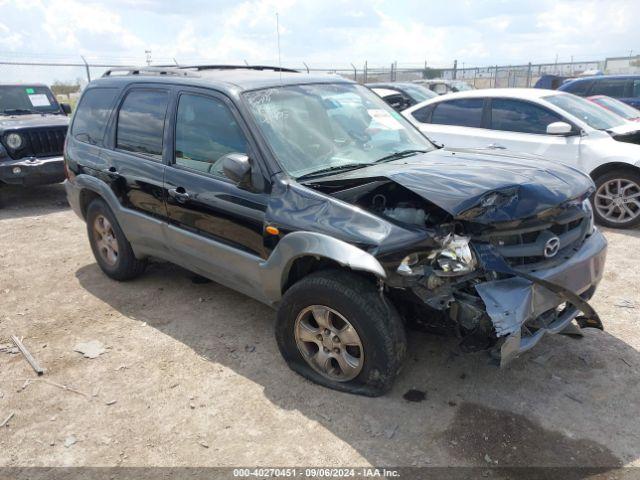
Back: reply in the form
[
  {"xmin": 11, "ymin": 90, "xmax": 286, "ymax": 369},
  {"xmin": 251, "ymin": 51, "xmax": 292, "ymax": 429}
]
[
  {"xmin": 100, "ymin": 86, "xmax": 172, "ymax": 257},
  {"xmin": 483, "ymin": 98, "xmax": 581, "ymax": 164},
  {"xmin": 102, "ymin": 87, "xmax": 171, "ymax": 219},
  {"xmin": 163, "ymin": 88, "xmax": 270, "ymax": 298},
  {"xmin": 409, "ymin": 97, "xmax": 488, "ymax": 149}
]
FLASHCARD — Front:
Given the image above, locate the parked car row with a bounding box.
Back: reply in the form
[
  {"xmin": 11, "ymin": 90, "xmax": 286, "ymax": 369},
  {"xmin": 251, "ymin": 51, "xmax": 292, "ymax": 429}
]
[
  {"xmin": 57, "ymin": 66, "xmax": 608, "ymax": 396},
  {"xmin": 400, "ymin": 88, "xmax": 640, "ymax": 228},
  {"xmin": 559, "ymin": 74, "xmax": 640, "ymax": 109}
]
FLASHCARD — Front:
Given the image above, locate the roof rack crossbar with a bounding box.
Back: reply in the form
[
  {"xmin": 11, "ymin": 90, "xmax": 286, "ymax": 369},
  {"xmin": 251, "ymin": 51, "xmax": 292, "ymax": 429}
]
[
  {"xmin": 177, "ymin": 64, "xmax": 299, "ymax": 73},
  {"xmin": 102, "ymin": 67, "xmax": 199, "ymax": 78}
]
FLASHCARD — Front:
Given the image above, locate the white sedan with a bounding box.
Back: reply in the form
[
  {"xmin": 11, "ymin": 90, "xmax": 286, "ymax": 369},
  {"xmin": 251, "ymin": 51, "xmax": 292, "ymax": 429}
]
[{"xmin": 403, "ymin": 88, "xmax": 640, "ymax": 228}]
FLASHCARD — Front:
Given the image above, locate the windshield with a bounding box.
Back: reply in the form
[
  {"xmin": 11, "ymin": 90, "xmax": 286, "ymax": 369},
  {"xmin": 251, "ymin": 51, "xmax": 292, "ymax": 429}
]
[
  {"xmin": 243, "ymin": 83, "xmax": 434, "ymax": 178},
  {"xmin": 544, "ymin": 93, "xmax": 625, "ymax": 130},
  {"xmin": 0, "ymin": 85, "xmax": 60, "ymax": 115},
  {"xmin": 400, "ymin": 84, "xmax": 437, "ymax": 103},
  {"xmin": 591, "ymin": 96, "xmax": 640, "ymax": 120}
]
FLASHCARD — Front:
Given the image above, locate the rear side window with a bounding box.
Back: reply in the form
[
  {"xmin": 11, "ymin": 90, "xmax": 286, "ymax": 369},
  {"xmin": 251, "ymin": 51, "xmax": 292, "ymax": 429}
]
[
  {"xmin": 174, "ymin": 93, "xmax": 247, "ymax": 178},
  {"xmin": 490, "ymin": 99, "xmax": 563, "ymax": 134},
  {"xmin": 71, "ymin": 88, "xmax": 118, "ymax": 145},
  {"xmin": 431, "ymin": 98, "xmax": 483, "ymax": 127},
  {"xmin": 562, "ymin": 80, "xmax": 592, "ymax": 96},
  {"xmin": 590, "ymin": 79, "xmax": 628, "ymax": 98},
  {"xmin": 632, "ymin": 79, "xmax": 640, "ymax": 97},
  {"xmin": 116, "ymin": 89, "xmax": 169, "ymax": 159}
]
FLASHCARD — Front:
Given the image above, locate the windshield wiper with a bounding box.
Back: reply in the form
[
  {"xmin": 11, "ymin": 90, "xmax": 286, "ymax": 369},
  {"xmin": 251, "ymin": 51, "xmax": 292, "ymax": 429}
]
[
  {"xmin": 374, "ymin": 149, "xmax": 429, "ymax": 163},
  {"xmin": 1, "ymin": 108, "xmax": 43, "ymax": 115},
  {"xmin": 296, "ymin": 162, "xmax": 374, "ymax": 181}
]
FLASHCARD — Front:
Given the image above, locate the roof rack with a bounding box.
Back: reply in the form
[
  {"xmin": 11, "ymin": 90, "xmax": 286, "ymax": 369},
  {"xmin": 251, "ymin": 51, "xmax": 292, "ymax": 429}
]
[
  {"xmin": 102, "ymin": 66, "xmax": 199, "ymax": 78},
  {"xmin": 177, "ymin": 64, "xmax": 299, "ymax": 73}
]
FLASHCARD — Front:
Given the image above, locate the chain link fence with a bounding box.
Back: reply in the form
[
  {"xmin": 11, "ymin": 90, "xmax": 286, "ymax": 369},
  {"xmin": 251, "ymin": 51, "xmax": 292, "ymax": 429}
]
[{"xmin": 3, "ymin": 54, "xmax": 640, "ymax": 103}]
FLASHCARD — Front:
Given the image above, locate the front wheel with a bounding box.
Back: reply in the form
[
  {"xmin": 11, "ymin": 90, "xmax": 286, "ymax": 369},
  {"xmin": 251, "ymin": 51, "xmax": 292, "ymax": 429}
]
[
  {"xmin": 275, "ymin": 270, "xmax": 407, "ymax": 396},
  {"xmin": 593, "ymin": 169, "xmax": 640, "ymax": 229}
]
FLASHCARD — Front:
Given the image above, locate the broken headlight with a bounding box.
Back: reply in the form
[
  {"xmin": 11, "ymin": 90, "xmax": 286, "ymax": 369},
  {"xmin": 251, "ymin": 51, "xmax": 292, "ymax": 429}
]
[
  {"xmin": 428, "ymin": 235, "xmax": 477, "ymax": 277},
  {"xmin": 396, "ymin": 235, "xmax": 477, "ymax": 277}
]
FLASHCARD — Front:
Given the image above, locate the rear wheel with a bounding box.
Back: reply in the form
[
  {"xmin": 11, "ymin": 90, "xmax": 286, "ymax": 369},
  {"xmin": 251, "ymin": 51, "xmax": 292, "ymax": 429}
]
[
  {"xmin": 275, "ymin": 269, "xmax": 407, "ymax": 396},
  {"xmin": 593, "ymin": 169, "xmax": 640, "ymax": 229},
  {"xmin": 86, "ymin": 198, "xmax": 146, "ymax": 280}
]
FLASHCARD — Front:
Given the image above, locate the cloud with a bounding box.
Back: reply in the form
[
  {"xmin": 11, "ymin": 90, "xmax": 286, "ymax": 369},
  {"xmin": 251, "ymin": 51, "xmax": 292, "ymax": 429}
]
[{"xmin": 0, "ymin": 0, "xmax": 638, "ymax": 84}]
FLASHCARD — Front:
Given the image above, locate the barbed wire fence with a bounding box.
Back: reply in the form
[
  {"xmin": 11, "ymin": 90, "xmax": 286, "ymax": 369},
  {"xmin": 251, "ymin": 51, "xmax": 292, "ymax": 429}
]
[{"xmin": 2, "ymin": 53, "xmax": 639, "ymax": 104}]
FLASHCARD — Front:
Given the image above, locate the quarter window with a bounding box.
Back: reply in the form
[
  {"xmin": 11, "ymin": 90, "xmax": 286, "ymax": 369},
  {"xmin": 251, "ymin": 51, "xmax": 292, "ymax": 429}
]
[
  {"xmin": 71, "ymin": 88, "xmax": 118, "ymax": 145},
  {"xmin": 116, "ymin": 90, "xmax": 169, "ymax": 158},
  {"xmin": 490, "ymin": 99, "xmax": 563, "ymax": 134},
  {"xmin": 431, "ymin": 98, "xmax": 484, "ymax": 128},
  {"xmin": 411, "ymin": 105, "xmax": 433, "ymax": 123},
  {"xmin": 174, "ymin": 93, "xmax": 248, "ymax": 177}
]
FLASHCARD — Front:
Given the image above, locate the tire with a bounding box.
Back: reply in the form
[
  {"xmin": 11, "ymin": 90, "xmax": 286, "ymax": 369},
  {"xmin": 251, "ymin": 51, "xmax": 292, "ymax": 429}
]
[
  {"xmin": 86, "ymin": 198, "xmax": 146, "ymax": 281},
  {"xmin": 275, "ymin": 269, "xmax": 407, "ymax": 397},
  {"xmin": 592, "ymin": 169, "xmax": 640, "ymax": 229}
]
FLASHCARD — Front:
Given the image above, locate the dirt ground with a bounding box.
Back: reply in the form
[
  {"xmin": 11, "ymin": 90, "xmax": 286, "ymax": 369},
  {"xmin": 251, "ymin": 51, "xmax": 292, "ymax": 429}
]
[{"xmin": 1, "ymin": 183, "xmax": 639, "ymax": 472}]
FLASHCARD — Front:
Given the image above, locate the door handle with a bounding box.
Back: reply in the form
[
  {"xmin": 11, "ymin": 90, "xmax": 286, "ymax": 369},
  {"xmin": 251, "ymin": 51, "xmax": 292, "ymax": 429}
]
[
  {"xmin": 168, "ymin": 187, "xmax": 190, "ymax": 203},
  {"xmin": 487, "ymin": 143, "xmax": 506, "ymax": 150}
]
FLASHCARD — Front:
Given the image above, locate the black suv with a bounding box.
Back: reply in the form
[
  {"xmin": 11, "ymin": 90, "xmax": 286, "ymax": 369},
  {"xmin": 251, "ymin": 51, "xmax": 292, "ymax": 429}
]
[
  {"xmin": 0, "ymin": 84, "xmax": 71, "ymax": 187},
  {"xmin": 65, "ymin": 66, "xmax": 607, "ymax": 396}
]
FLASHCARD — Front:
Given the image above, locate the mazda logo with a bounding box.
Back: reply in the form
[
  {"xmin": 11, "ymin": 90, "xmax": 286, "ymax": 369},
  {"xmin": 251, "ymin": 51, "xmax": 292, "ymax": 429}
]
[{"xmin": 543, "ymin": 236, "xmax": 561, "ymax": 258}]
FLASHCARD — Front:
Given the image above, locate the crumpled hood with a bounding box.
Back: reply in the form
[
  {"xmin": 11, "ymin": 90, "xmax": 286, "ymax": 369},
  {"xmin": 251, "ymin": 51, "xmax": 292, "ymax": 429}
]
[
  {"xmin": 312, "ymin": 148, "xmax": 594, "ymax": 223},
  {"xmin": 0, "ymin": 114, "xmax": 69, "ymax": 130}
]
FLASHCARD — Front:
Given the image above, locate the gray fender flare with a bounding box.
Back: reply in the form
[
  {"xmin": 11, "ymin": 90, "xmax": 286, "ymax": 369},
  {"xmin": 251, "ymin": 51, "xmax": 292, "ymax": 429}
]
[
  {"xmin": 260, "ymin": 231, "xmax": 386, "ymax": 304},
  {"xmin": 72, "ymin": 174, "xmax": 123, "ymax": 219}
]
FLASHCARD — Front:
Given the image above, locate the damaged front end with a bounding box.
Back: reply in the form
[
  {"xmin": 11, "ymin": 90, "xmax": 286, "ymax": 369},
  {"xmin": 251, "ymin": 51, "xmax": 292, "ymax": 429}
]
[
  {"xmin": 307, "ymin": 169, "xmax": 607, "ymax": 366},
  {"xmin": 385, "ymin": 198, "xmax": 606, "ymax": 366}
]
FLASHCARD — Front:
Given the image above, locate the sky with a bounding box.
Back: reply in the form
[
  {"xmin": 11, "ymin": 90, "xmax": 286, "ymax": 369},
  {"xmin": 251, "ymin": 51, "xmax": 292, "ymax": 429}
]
[{"xmin": 0, "ymin": 0, "xmax": 638, "ymax": 83}]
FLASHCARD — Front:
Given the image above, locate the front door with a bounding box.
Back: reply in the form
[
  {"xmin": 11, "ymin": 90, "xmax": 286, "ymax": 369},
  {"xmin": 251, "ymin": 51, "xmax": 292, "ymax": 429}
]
[
  {"xmin": 163, "ymin": 89, "xmax": 270, "ymax": 299},
  {"xmin": 483, "ymin": 98, "xmax": 581, "ymax": 166}
]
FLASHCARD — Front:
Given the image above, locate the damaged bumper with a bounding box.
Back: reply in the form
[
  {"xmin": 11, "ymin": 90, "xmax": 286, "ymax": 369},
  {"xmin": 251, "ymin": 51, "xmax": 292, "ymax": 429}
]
[
  {"xmin": 0, "ymin": 156, "xmax": 65, "ymax": 186},
  {"xmin": 474, "ymin": 230, "xmax": 607, "ymax": 365}
]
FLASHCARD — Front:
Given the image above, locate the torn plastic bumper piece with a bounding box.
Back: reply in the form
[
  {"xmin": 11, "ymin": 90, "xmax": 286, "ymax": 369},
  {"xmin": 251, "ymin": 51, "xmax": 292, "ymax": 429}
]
[{"xmin": 473, "ymin": 229, "xmax": 607, "ymax": 366}]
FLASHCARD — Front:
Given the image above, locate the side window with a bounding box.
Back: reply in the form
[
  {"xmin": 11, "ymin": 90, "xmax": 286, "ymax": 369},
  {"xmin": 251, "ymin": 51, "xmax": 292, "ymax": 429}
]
[
  {"xmin": 590, "ymin": 79, "xmax": 627, "ymax": 98},
  {"xmin": 490, "ymin": 99, "xmax": 563, "ymax": 134},
  {"xmin": 174, "ymin": 93, "xmax": 248, "ymax": 178},
  {"xmin": 384, "ymin": 93, "xmax": 409, "ymax": 111},
  {"xmin": 411, "ymin": 105, "xmax": 433, "ymax": 123},
  {"xmin": 633, "ymin": 80, "xmax": 640, "ymax": 97},
  {"xmin": 71, "ymin": 88, "xmax": 118, "ymax": 145},
  {"xmin": 431, "ymin": 98, "xmax": 484, "ymax": 127},
  {"xmin": 116, "ymin": 89, "xmax": 169, "ymax": 159},
  {"xmin": 562, "ymin": 80, "xmax": 592, "ymax": 96}
]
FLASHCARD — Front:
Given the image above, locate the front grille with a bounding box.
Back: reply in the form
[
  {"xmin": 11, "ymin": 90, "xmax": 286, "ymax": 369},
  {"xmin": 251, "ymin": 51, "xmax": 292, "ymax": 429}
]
[
  {"xmin": 2, "ymin": 127, "xmax": 67, "ymax": 160},
  {"xmin": 473, "ymin": 205, "xmax": 589, "ymax": 270}
]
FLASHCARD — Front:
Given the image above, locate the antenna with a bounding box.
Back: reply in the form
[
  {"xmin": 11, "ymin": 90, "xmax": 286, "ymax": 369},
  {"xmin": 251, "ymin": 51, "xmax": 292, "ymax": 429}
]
[{"xmin": 276, "ymin": 12, "xmax": 283, "ymax": 85}]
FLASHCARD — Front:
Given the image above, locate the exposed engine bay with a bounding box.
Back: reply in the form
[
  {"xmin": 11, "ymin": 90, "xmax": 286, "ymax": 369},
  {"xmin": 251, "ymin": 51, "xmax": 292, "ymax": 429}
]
[{"xmin": 305, "ymin": 174, "xmax": 606, "ymax": 365}]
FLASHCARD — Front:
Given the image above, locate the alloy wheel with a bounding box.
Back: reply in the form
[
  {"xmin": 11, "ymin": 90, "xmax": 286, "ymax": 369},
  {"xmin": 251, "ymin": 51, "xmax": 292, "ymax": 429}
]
[
  {"xmin": 594, "ymin": 178, "xmax": 640, "ymax": 224},
  {"xmin": 294, "ymin": 305, "xmax": 364, "ymax": 382},
  {"xmin": 93, "ymin": 214, "xmax": 119, "ymax": 266}
]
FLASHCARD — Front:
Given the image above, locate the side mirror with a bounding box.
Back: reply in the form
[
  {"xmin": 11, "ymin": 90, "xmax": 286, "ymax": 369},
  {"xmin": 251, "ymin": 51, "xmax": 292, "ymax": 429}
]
[
  {"xmin": 60, "ymin": 103, "xmax": 72, "ymax": 115},
  {"xmin": 546, "ymin": 121, "xmax": 573, "ymax": 135},
  {"xmin": 222, "ymin": 153, "xmax": 251, "ymax": 187}
]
